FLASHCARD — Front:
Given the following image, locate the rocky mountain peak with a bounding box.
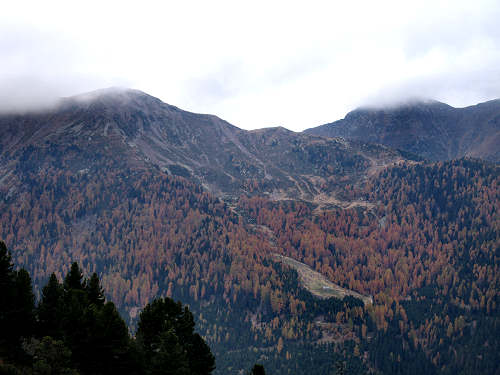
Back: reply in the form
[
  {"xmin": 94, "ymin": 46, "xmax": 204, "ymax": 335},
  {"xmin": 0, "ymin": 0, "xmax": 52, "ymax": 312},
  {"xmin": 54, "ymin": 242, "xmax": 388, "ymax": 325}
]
[
  {"xmin": 0, "ymin": 88, "xmax": 406, "ymax": 202},
  {"xmin": 305, "ymin": 98, "xmax": 500, "ymax": 161},
  {"xmin": 60, "ymin": 87, "xmax": 166, "ymax": 110}
]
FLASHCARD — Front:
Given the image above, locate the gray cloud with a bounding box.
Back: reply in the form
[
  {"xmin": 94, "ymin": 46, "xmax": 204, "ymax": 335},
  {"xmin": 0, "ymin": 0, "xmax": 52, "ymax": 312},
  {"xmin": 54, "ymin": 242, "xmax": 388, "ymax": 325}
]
[
  {"xmin": 0, "ymin": 22, "xmax": 130, "ymax": 113},
  {"xmin": 1, "ymin": 1, "xmax": 499, "ymax": 129},
  {"xmin": 0, "ymin": 76, "xmax": 60, "ymax": 113},
  {"xmin": 359, "ymin": 43, "xmax": 500, "ymax": 109}
]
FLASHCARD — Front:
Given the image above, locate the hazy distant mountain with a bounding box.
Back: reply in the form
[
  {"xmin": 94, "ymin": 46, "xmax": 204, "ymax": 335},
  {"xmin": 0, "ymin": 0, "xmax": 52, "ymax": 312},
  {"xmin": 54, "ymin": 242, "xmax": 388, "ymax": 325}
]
[
  {"xmin": 304, "ymin": 99, "xmax": 500, "ymax": 162},
  {"xmin": 0, "ymin": 87, "xmax": 404, "ymax": 201}
]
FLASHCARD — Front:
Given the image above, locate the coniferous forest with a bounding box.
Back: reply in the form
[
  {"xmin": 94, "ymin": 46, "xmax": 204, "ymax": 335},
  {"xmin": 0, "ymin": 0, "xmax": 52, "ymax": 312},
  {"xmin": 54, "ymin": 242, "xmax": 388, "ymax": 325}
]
[
  {"xmin": 0, "ymin": 243, "xmax": 215, "ymax": 375},
  {"xmin": 1, "ymin": 157, "xmax": 498, "ymax": 374},
  {"xmin": 0, "ymin": 91, "xmax": 498, "ymax": 374}
]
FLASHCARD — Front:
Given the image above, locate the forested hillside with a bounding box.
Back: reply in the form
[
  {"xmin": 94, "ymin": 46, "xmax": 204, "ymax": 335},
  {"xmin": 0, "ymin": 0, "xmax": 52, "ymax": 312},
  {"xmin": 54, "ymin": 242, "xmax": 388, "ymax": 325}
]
[
  {"xmin": 0, "ymin": 90, "xmax": 498, "ymax": 374},
  {"xmin": 0, "ymin": 152, "xmax": 370, "ymax": 373},
  {"xmin": 238, "ymin": 158, "xmax": 499, "ymax": 374},
  {"xmin": 1, "ymin": 156, "xmax": 497, "ymax": 373}
]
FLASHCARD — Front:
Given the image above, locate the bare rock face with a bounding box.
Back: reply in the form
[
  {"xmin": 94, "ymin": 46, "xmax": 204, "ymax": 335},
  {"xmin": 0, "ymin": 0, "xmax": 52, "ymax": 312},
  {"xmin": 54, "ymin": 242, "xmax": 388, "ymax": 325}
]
[
  {"xmin": 305, "ymin": 99, "xmax": 500, "ymax": 162},
  {"xmin": 0, "ymin": 88, "xmax": 405, "ymax": 201}
]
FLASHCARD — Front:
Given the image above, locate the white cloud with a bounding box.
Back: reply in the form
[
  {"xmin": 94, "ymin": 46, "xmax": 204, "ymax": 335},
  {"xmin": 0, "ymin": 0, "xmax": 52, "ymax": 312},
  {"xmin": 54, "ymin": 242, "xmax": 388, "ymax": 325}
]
[{"xmin": 1, "ymin": 0, "xmax": 499, "ymax": 129}]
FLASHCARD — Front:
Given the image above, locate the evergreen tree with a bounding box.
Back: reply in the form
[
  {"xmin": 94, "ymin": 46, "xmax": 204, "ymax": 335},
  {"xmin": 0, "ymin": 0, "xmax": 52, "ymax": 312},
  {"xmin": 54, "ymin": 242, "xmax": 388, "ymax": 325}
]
[
  {"xmin": 0, "ymin": 242, "xmax": 36, "ymax": 363},
  {"xmin": 85, "ymin": 302, "xmax": 139, "ymax": 375},
  {"xmin": 64, "ymin": 262, "xmax": 85, "ymax": 291},
  {"xmin": 149, "ymin": 329, "xmax": 190, "ymax": 375},
  {"xmin": 251, "ymin": 364, "xmax": 266, "ymax": 375},
  {"xmin": 0, "ymin": 241, "xmax": 16, "ymax": 359},
  {"xmin": 335, "ymin": 360, "xmax": 345, "ymax": 375},
  {"xmin": 61, "ymin": 290, "xmax": 93, "ymax": 371},
  {"xmin": 85, "ymin": 273, "xmax": 105, "ymax": 306},
  {"xmin": 37, "ymin": 273, "xmax": 64, "ymax": 339},
  {"xmin": 12, "ymin": 269, "xmax": 36, "ymax": 342},
  {"xmin": 61, "ymin": 263, "xmax": 93, "ymax": 371},
  {"xmin": 2, "ymin": 253, "xmax": 215, "ymax": 375},
  {"xmin": 136, "ymin": 298, "xmax": 191, "ymax": 355},
  {"xmin": 136, "ymin": 298, "xmax": 215, "ymax": 375},
  {"xmin": 189, "ymin": 333, "xmax": 216, "ymax": 375},
  {"xmin": 0, "ymin": 241, "xmax": 13, "ymax": 282},
  {"xmin": 60, "ymin": 263, "xmax": 141, "ymax": 375},
  {"xmin": 25, "ymin": 336, "xmax": 79, "ymax": 375}
]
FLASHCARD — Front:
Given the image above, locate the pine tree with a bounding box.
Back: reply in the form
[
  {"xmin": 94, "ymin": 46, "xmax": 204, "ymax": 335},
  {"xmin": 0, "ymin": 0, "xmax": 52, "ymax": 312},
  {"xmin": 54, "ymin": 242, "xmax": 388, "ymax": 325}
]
[
  {"xmin": 0, "ymin": 241, "xmax": 16, "ymax": 359},
  {"xmin": 150, "ymin": 329, "xmax": 190, "ymax": 375},
  {"xmin": 25, "ymin": 336, "xmax": 79, "ymax": 375},
  {"xmin": 250, "ymin": 364, "xmax": 266, "ymax": 375},
  {"xmin": 136, "ymin": 297, "xmax": 215, "ymax": 375},
  {"xmin": 335, "ymin": 360, "xmax": 345, "ymax": 375},
  {"xmin": 0, "ymin": 241, "xmax": 13, "ymax": 283},
  {"xmin": 13, "ymin": 269, "xmax": 36, "ymax": 341},
  {"xmin": 0, "ymin": 242, "xmax": 36, "ymax": 362},
  {"xmin": 61, "ymin": 262, "xmax": 91, "ymax": 370},
  {"xmin": 64, "ymin": 262, "xmax": 85, "ymax": 291},
  {"xmin": 84, "ymin": 302, "xmax": 137, "ymax": 375},
  {"xmin": 86, "ymin": 272, "xmax": 105, "ymax": 306},
  {"xmin": 37, "ymin": 273, "xmax": 64, "ymax": 339},
  {"xmin": 189, "ymin": 333, "xmax": 216, "ymax": 375}
]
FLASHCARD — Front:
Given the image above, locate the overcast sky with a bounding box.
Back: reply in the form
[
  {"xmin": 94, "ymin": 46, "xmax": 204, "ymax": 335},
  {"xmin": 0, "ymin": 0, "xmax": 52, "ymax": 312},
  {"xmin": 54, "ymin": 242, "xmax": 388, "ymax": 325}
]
[{"xmin": 1, "ymin": 0, "xmax": 499, "ymax": 131}]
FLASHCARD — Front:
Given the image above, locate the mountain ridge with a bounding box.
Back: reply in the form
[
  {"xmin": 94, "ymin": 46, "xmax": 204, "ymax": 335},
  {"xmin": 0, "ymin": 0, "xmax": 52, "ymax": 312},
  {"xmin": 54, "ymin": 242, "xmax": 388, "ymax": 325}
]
[
  {"xmin": 0, "ymin": 88, "xmax": 406, "ymax": 202},
  {"xmin": 305, "ymin": 98, "xmax": 500, "ymax": 162}
]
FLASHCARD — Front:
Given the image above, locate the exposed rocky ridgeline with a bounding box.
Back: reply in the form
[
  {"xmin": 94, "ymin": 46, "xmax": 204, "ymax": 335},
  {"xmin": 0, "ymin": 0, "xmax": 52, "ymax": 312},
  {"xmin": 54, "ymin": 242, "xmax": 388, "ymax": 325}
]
[
  {"xmin": 305, "ymin": 99, "xmax": 500, "ymax": 162},
  {"xmin": 0, "ymin": 88, "xmax": 405, "ymax": 202}
]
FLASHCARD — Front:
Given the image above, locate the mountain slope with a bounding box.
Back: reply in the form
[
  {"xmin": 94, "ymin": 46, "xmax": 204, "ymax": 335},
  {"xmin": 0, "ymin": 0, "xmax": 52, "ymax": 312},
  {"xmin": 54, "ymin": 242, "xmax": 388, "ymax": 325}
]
[
  {"xmin": 0, "ymin": 88, "xmax": 405, "ymax": 203},
  {"xmin": 305, "ymin": 99, "xmax": 500, "ymax": 161},
  {"xmin": 0, "ymin": 88, "xmax": 497, "ymax": 374},
  {"xmin": 0, "ymin": 89, "xmax": 379, "ymax": 374}
]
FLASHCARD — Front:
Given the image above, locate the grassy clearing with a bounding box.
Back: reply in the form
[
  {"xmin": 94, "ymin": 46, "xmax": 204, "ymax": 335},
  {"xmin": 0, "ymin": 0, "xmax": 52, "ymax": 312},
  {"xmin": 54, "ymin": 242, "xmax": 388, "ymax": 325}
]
[{"xmin": 275, "ymin": 254, "xmax": 372, "ymax": 306}]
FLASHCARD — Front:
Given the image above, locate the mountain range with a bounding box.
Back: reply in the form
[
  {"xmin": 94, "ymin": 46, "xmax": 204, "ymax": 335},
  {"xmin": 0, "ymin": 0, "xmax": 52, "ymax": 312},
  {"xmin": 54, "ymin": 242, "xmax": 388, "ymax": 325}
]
[
  {"xmin": 0, "ymin": 88, "xmax": 498, "ymax": 375},
  {"xmin": 305, "ymin": 99, "xmax": 500, "ymax": 162},
  {"xmin": 0, "ymin": 88, "xmax": 407, "ymax": 203}
]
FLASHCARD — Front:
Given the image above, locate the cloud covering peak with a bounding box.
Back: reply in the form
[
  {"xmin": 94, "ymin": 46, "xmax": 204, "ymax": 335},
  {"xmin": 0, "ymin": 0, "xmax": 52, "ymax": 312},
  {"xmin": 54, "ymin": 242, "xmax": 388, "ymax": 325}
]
[{"xmin": 1, "ymin": 0, "xmax": 499, "ymax": 129}]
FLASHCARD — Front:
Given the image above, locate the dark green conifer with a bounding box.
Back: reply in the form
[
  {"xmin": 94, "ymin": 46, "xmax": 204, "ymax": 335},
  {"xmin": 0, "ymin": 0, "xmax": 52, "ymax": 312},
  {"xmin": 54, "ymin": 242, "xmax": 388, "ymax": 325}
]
[
  {"xmin": 37, "ymin": 273, "xmax": 64, "ymax": 338},
  {"xmin": 189, "ymin": 333, "xmax": 216, "ymax": 375},
  {"xmin": 0, "ymin": 241, "xmax": 15, "ymax": 359},
  {"xmin": 335, "ymin": 360, "xmax": 346, "ymax": 375},
  {"xmin": 251, "ymin": 364, "xmax": 266, "ymax": 375},
  {"xmin": 136, "ymin": 297, "xmax": 215, "ymax": 375},
  {"xmin": 150, "ymin": 329, "xmax": 190, "ymax": 375},
  {"xmin": 85, "ymin": 272, "xmax": 105, "ymax": 306},
  {"xmin": 0, "ymin": 242, "xmax": 36, "ymax": 363},
  {"xmin": 26, "ymin": 336, "xmax": 79, "ymax": 375},
  {"xmin": 13, "ymin": 269, "xmax": 36, "ymax": 340},
  {"xmin": 0, "ymin": 241, "xmax": 13, "ymax": 282},
  {"xmin": 83, "ymin": 302, "xmax": 136, "ymax": 375},
  {"xmin": 64, "ymin": 262, "xmax": 85, "ymax": 291}
]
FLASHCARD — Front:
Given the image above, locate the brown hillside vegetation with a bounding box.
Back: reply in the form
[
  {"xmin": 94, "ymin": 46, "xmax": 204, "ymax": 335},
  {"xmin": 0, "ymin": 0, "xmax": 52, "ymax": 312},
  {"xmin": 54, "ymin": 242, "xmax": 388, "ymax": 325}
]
[{"xmin": 0, "ymin": 89, "xmax": 498, "ymax": 374}]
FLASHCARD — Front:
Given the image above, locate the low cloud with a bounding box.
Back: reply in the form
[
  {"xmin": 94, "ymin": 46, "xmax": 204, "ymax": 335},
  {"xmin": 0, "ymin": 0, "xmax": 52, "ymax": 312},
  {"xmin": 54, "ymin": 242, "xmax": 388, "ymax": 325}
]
[
  {"xmin": 359, "ymin": 45, "xmax": 500, "ymax": 110},
  {"xmin": 1, "ymin": 0, "xmax": 499, "ymax": 129}
]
